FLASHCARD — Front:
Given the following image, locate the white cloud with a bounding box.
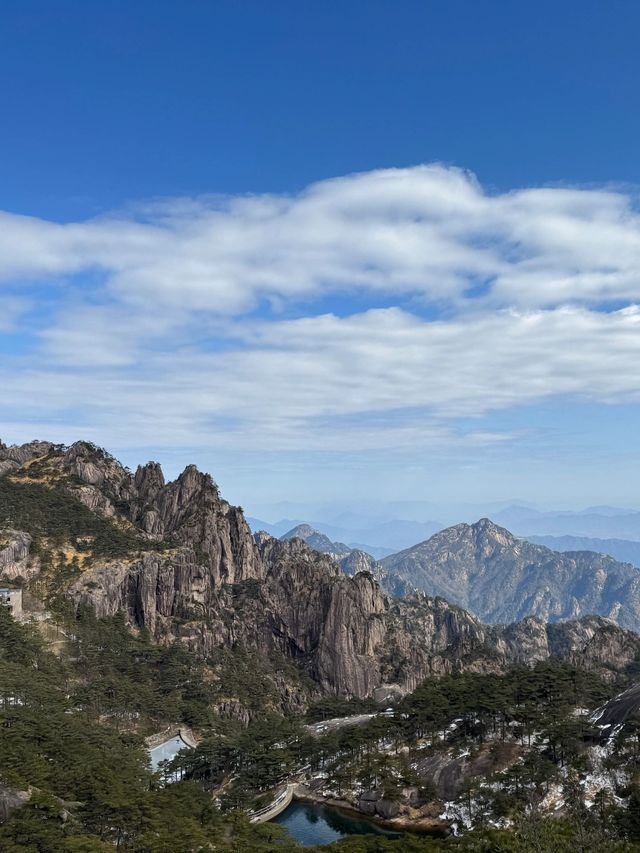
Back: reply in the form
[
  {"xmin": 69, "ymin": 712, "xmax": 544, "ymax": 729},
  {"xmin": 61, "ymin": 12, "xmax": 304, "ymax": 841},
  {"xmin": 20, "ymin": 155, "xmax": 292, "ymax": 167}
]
[
  {"xmin": 2, "ymin": 305, "xmax": 640, "ymax": 451},
  {"xmin": 2, "ymin": 164, "xmax": 640, "ymax": 459},
  {"xmin": 0, "ymin": 165, "xmax": 639, "ymax": 317}
]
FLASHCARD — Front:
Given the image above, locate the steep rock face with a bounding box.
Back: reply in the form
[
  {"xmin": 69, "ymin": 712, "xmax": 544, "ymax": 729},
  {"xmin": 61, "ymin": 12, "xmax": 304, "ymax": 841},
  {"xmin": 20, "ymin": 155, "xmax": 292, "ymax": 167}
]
[
  {"xmin": 71, "ymin": 549, "xmax": 213, "ymax": 639},
  {"xmin": 5, "ymin": 441, "xmax": 263, "ymax": 591},
  {"xmin": 150, "ymin": 466, "xmax": 262, "ymax": 585},
  {"xmin": 381, "ymin": 518, "xmax": 640, "ymax": 631},
  {"xmin": 70, "ymin": 533, "xmax": 387, "ymax": 696},
  {"xmin": 257, "ymin": 535, "xmax": 388, "ymax": 695},
  {"xmin": 65, "ymin": 449, "xmax": 263, "ymax": 587},
  {"xmin": 339, "ymin": 549, "xmax": 377, "ymax": 576},
  {"xmin": 382, "ymin": 594, "xmax": 495, "ymax": 691},
  {"xmin": 546, "ymin": 616, "xmax": 640, "ymax": 673},
  {"xmin": 0, "ymin": 530, "xmax": 34, "ymax": 581},
  {"xmin": 339, "ymin": 550, "xmax": 415, "ymax": 599},
  {"xmin": 314, "ymin": 572, "xmax": 387, "ymax": 696},
  {"xmin": 132, "ymin": 462, "xmax": 166, "ymax": 535}
]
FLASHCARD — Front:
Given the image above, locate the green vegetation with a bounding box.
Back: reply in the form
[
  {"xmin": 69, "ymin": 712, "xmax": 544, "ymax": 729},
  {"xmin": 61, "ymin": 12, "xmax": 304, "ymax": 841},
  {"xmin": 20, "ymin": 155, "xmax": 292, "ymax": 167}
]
[
  {"xmin": 0, "ymin": 478, "xmax": 144, "ymax": 561},
  {"xmin": 66, "ymin": 607, "xmax": 219, "ymax": 728},
  {"xmin": 0, "ymin": 606, "xmax": 307, "ymax": 851},
  {"xmin": 4, "ymin": 601, "xmax": 640, "ymax": 850},
  {"xmin": 399, "ymin": 661, "xmax": 613, "ymax": 744},
  {"xmin": 305, "ymin": 696, "xmax": 380, "ymax": 723}
]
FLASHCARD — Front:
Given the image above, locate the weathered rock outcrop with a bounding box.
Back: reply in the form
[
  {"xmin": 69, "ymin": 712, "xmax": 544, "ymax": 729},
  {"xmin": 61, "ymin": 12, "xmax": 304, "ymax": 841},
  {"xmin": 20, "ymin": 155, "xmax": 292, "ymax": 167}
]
[
  {"xmin": 414, "ymin": 743, "xmax": 522, "ymax": 800},
  {"xmin": 0, "ymin": 440, "xmax": 55, "ymax": 477},
  {"xmin": 0, "ymin": 784, "xmax": 30, "ymax": 822},
  {"xmin": 0, "ymin": 530, "xmax": 35, "ymax": 581},
  {"xmin": 339, "ymin": 549, "xmax": 377, "ymax": 576}
]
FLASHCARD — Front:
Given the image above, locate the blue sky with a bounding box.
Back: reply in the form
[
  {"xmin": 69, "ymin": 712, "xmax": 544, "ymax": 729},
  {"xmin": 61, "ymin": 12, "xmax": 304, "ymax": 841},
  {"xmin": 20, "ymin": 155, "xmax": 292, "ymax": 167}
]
[{"xmin": 2, "ymin": 0, "xmax": 640, "ymax": 517}]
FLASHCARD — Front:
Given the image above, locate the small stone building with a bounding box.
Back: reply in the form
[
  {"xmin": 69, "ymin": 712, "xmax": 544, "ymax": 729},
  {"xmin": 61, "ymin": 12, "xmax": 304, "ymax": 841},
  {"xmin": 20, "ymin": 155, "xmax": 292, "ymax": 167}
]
[{"xmin": 0, "ymin": 587, "xmax": 22, "ymax": 619}]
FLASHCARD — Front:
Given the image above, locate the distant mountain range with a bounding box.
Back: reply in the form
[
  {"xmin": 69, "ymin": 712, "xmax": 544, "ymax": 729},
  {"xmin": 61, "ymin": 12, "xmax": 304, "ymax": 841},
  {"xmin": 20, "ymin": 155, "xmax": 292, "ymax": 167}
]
[
  {"xmin": 493, "ymin": 505, "xmax": 640, "ymax": 540},
  {"xmin": 278, "ymin": 524, "xmax": 412, "ymax": 597},
  {"xmin": 248, "ymin": 516, "xmax": 443, "ymax": 557},
  {"xmin": 280, "ymin": 524, "xmax": 352, "ymax": 557},
  {"xmin": 268, "ymin": 518, "xmax": 640, "ymax": 633},
  {"xmin": 7, "ymin": 439, "xmax": 637, "ymax": 709},
  {"xmin": 527, "ymin": 535, "xmax": 640, "ymax": 569},
  {"xmin": 249, "ymin": 504, "xmax": 640, "ymax": 558}
]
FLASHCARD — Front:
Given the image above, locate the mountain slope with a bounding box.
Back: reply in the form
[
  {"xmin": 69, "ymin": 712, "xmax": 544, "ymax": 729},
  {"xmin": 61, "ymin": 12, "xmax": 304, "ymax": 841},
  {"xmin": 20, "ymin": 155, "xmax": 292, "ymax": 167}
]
[
  {"xmin": 2, "ymin": 441, "xmax": 639, "ymax": 707},
  {"xmin": 381, "ymin": 518, "xmax": 640, "ymax": 631}
]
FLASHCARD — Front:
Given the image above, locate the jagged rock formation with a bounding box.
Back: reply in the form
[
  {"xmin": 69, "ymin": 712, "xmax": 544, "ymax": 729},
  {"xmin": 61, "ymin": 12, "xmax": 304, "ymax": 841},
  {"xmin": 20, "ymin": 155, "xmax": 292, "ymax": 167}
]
[
  {"xmin": 339, "ymin": 549, "xmax": 414, "ymax": 598},
  {"xmin": 279, "ymin": 525, "xmax": 412, "ymax": 598},
  {"xmin": 0, "ymin": 439, "xmax": 55, "ymax": 478},
  {"xmin": 381, "ymin": 518, "xmax": 640, "ymax": 631},
  {"xmin": 338, "ymin": 548, "xmax": 377, "ymax": 575},
  {"xmin": 2, "ymin": 440, "xmax": 640, "ymax": 703}
]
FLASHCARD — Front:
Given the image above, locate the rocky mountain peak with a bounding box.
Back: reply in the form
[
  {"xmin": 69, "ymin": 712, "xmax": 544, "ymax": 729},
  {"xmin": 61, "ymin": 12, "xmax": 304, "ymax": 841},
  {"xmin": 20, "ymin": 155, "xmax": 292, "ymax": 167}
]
[
  {"xmin": 63, "ymin": 440, "xmax": 132, "ymax": 491},
  {"xmin": 0, "ymin": 439, "xmax": 57, "ymax": 476},
  {"xmin": 134, "ymin": 461, "xmax": 165, "ymax": 500},
  {"xmin": 382, "ymin": 517, "xmax": 640, "ymax": 632},
  {"xmin": 281, "ymin": 523, "xmax": 352, "ymax": 557},
  {"xmin": 282, "ymin": 523, "xmax": 317, "ymax": 540},
  {"xmin": 472, "ymin": 517, "xmax": 514, "ymax": 538}
]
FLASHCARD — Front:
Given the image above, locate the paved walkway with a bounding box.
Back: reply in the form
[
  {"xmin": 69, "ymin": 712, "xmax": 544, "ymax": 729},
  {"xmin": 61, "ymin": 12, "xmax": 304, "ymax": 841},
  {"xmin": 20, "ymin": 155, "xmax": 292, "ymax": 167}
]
[{"xmin": 249, "ymin": 783, "xmax": 295, "ymax": 824}]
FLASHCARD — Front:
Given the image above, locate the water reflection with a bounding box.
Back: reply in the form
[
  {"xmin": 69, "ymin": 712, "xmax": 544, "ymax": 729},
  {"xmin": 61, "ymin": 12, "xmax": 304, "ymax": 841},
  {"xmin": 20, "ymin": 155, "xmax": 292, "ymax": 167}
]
[{"xmin": 274, "ymin": 800, "xmax": 401, "ymax": 846}]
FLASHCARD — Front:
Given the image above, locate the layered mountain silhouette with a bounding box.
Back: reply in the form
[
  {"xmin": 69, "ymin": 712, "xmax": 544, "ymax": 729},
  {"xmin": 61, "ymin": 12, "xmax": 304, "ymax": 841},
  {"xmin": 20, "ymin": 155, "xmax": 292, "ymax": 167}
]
[
  {"xmin": 493, "ymin": 505, "xmax": 640, "ymax": 539},
  {"xmin": 527, "ymin": 534, "xmax": 640, "ymax": 568},
  {"xmin": 279, "ymin": 524, "xmax": 413, "ymax": 598}
]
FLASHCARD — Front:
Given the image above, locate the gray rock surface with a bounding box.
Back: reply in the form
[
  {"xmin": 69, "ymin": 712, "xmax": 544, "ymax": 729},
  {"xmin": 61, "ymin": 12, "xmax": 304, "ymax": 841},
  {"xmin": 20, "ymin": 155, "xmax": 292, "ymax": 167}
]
[{"xmin": 0, "ymin": 530, "xmax": 35, "ymax": 581}]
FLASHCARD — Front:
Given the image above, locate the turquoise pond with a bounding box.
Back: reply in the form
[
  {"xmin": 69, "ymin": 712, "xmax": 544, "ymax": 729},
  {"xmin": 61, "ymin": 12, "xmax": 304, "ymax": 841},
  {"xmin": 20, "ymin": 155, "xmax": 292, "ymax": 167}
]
[{"xmin": 273, "ymin": 801, "xmax": 401, "ymax": 846}]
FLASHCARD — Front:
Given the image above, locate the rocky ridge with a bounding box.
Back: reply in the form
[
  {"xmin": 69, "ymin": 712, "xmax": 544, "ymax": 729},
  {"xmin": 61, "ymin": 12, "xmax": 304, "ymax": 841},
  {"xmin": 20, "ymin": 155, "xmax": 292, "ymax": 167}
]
[
  {"xmin": 2, "ymin": 441, "xmax": 640, "ymax": 705},
  {"xmin": 280, "ymin": 523, "xmax": 413, "ymax": 598}
]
